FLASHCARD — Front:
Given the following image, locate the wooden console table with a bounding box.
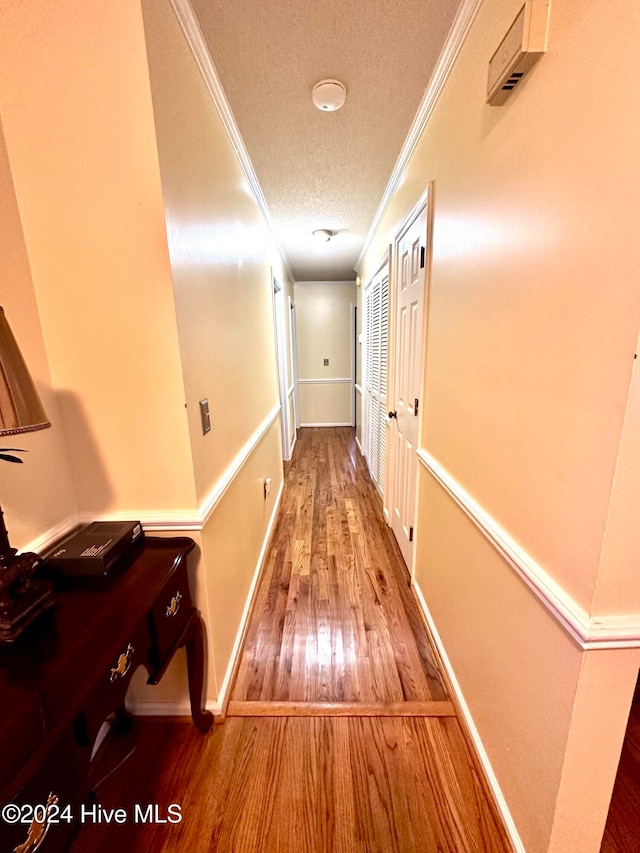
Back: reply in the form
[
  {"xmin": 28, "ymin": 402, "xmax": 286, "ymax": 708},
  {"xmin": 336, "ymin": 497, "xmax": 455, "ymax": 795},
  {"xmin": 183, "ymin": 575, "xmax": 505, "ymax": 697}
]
[{"xmin": 0, "ymin": 536, "xmax": 212, "ymax": 852}]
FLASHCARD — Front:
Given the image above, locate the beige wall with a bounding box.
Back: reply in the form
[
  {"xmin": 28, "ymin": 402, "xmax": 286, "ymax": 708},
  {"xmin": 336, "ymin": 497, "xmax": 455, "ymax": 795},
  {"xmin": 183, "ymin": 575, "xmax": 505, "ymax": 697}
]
[
  {"xmin": 0, "ymin": 0, "xmax": 287, "ymax": 712},
  {"xmin": 0, "ymin": 119, "xmax": 78, "ymax": 549},
  {"xmin": 358, "ymin": 0, "xmax": 640, "ymax": 850},
  {"xmin": 295, "ymin": 281, "xmax": 356, "ymax": 425},
  {"xmin": 0, "ymin": 0, "xmax": 196, "ymax": 518},
  {"xmin": 142, "ymin": 0, "xmax": 289, "ymax": 505},
  {"xmin": 140, "ymin": 0, "xmax": 286, "ymax": 701}
]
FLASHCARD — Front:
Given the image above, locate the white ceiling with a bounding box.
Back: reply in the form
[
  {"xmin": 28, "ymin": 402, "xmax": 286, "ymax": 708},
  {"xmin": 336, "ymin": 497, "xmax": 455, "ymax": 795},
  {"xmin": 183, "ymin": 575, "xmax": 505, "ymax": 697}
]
[{"xmin": 190, "ymin": 0, "xmax": 464, "ymax": 281}]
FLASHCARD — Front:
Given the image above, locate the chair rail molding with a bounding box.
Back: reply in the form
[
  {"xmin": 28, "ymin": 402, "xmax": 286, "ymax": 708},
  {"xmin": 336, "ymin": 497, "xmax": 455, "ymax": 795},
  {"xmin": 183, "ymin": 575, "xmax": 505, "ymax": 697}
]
[
  {"xmin": 24, "ymin": 404, "xmax": 282, "ymax": 551},
  {"xmin": 298, "ymin": 377, "xmax": 352, "ymax": 385},
  {"xmin": 417, "ymin": 448, "xmax": 640, "ymax": 650}
]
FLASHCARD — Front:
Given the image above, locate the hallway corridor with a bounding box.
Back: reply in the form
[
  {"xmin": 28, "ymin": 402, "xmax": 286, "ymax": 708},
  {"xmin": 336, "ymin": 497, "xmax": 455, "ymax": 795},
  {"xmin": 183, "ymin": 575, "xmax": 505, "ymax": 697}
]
[
  {"xmin": 71, "ymin": 429, "xmax": 512, "ymax": 852},
  {"xmin": 231, "ymin": 427, "xmax": 448, "ymax": 709}
]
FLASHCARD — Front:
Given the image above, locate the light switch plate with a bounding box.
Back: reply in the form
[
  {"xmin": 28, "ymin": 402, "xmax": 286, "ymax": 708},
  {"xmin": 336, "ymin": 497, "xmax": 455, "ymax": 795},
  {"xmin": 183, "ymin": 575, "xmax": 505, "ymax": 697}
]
[{"xmin": 199, "ymin": 398, "xmax": 211, "ymax": 435}]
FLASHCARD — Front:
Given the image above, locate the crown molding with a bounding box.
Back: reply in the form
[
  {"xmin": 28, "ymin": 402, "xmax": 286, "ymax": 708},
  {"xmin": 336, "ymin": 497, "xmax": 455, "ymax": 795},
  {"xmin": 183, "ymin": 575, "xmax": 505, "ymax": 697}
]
[
  {"xmin": 417, "ymin": 448, "xmax": 640, "ymax": 650},
  {"xmin": 168, "ymin": 0, "xmax": 295, "ymax": 285},
  {"xmin": 355, "ymin": 0, "xmax": 483, "ymax": 272}
]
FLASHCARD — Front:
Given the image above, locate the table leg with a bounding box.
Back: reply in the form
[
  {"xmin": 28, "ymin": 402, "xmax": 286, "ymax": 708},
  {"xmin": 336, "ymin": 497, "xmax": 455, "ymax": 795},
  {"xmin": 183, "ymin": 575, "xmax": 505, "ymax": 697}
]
[{"xmin": 185, "ymin": 611, "xmax": 214, "ymax": 733}]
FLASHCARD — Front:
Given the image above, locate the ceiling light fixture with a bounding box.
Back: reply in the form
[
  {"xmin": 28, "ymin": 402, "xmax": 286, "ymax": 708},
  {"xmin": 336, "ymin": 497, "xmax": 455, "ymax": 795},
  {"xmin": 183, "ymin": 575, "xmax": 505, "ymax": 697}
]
[
  {"xmin": 312, "ymin": 229, "xmax": 333, "ymax": 242},
  {"xmin": 312, "ymin": 79, "xmax": 347, "ymax": 112}
]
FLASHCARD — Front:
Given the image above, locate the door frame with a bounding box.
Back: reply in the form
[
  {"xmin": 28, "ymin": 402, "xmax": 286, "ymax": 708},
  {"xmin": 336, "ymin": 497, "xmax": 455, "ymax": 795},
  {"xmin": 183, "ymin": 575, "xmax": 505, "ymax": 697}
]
[
  {"xmin": 271, "ymin": 272, "xmax": 291, "ymax": 461},
  {"xmin": 387, "ymin": 184, "xmax": 433, "ymax": 580},
  {"xmin": 287, "ymin": 294, "xmax": 299, "ymax": 449},
  {"xmin": 289, "ymin": 295, "xmax": 300, "ymax": 432},
  {"xmin": 362, "ymin": 249, "xmax": 392, "ymax": 503}
]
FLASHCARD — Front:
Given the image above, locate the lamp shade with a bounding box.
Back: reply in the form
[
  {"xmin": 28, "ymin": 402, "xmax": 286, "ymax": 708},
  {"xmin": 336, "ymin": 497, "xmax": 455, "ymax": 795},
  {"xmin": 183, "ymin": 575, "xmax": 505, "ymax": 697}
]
[{"xmin": 0, "ymin": 307, "xmax": 50, "ymax": 436}]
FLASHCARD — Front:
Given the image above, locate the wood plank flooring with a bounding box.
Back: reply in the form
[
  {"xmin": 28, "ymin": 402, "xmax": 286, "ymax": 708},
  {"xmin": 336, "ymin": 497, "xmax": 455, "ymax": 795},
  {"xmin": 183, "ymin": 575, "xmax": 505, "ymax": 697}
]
[
  {"xmin": 70, "ymin": 716, "xmax": 511, "ymax": 853},
  {"xmin": 71, "ymin": 428, "xmax": 513, "ymax": 852},
  {"xmin": 601, "ymin": 676, "xmax": 640, "ymax": 851},
  {"xmin": 231, "ymin": 427, "xmax": 447, "ymax": 707}
]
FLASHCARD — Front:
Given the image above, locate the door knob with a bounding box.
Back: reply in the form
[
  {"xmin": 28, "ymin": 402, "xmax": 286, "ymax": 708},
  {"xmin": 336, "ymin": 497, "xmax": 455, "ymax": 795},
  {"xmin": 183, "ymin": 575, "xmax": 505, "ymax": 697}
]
[{"xmin": 388, "ymin": 410, "xmax": 397, "ymax": 419}]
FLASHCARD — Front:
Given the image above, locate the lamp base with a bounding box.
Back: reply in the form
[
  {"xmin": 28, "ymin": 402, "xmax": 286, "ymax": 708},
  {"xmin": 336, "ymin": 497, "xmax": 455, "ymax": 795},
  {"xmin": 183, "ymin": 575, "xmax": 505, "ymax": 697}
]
[{"xmin": 0, "ymin": 551, "xmax": 56, "ymax": 644}]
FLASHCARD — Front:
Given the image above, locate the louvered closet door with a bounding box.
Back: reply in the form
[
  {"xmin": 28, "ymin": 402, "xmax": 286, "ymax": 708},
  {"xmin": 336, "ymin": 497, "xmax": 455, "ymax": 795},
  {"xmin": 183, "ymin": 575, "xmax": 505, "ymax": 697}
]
[
  {"xmin": 363, "ymin": 264, "xmax": 389, "ymax": 496},
  {"xmin": 377, "ymin": 274, "xmax": 389, "ymax": 492}
]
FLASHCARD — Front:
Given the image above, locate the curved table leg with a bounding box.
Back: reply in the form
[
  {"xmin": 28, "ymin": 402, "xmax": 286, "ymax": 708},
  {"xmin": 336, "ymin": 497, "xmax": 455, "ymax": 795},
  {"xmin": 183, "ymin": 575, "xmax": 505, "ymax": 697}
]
[{"xmin": 184, "ymin": 611, "xmax": 214, "ymax": 733}]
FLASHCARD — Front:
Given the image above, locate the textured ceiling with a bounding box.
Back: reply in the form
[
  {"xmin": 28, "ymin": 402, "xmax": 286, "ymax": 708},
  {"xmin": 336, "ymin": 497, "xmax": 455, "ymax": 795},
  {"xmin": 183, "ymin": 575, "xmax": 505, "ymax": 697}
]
[{"xmin": 190, "ymin": 0, "xmax": 463, "ymax": 281}]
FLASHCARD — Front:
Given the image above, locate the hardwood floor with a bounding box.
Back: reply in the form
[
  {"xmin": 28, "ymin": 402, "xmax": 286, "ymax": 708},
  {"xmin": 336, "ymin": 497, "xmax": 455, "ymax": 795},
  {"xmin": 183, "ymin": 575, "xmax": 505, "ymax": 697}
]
[
  {"xmin": 231, "ymin": 427, "xmax": 447, "ymax": 706},
  {"xmin": 70, "ymin": 716, "xmax": 510, "ymax": 853},
  {"xmin": 71, "ymin": 428, "xmax": 512, "ymax": 852},
  {"xmin": 601, "ymin": 676, "xmax": 640, "ymax": 852}
]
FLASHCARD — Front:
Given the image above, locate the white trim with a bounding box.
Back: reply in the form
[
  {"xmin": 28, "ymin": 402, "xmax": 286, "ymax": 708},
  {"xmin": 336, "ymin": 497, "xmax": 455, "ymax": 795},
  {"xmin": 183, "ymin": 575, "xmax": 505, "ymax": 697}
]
[
  {"xmin": 300, "ymin": 422, "xmax": 353, "ymax": 428},
  {"xmin": 355, "ymin": 0, "xmax": 483, "ymax": 272},
  {"xmin": 355, "ymin": 435, "xmax": 364, "ymax": 456},
  {"xmin": 297, "ymin": 377, "xmax": 352, "ymax": 385},
  {"xmin": 294, "ymin": 280, "xmax": 356, "ymax": 287},
  {"xmin": 128, "ymin": 699, "xmax": 223, "ymax": 718},
  {"xmin": 289, "ymin": 429, "xmax": 297, "ymax": 457},
  {"xmin": 350, "ymin": 302, "xmax": 356, "ymax": 428},
  {"xmin": 287, "ymin": 384, "xmax": 295, "ymax": 397},
  {"xmin": 169, "ymin": 0, "xmax": 294, "ymax": 284},
  {"xmin": 272, "ymin": 272, "xmax": 291, "ymax": 462},
  {"xmin": 22, "ymin": 515, "xmax": 79, "ymax": 556},
  {"xmin": 27, "ymin": 405, "xmax": 282, "ymax": 550},
  {"xmin": 412, "ymin": 581, "xmax": 525, "ymax": 853},
  {"xmin": 215, "ymin": 479, "xmax": 285, "ymax": 710},
  {"xmin": 197, "ymin": 403, "xmax": 282, "ymax": 525},
  {"xmin": 129, "ymin": 480, "xmax": 285, "ymax": 719},
  {"xmin": 417, "ymin": 448, "xmax": 640, "ymax": 649},
  {"xmin": 355, "ymin": 384, "xmax": 363, "ymax": 394}
]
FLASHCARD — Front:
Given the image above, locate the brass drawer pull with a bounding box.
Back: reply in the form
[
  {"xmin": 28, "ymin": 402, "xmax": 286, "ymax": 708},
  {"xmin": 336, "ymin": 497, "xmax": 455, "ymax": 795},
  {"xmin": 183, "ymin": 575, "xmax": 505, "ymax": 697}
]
[
  {"xmin": 166, "ymin": 591, "xmax": 182, "ymax": 618},
  {"xmin": 109, "ymin": 643, "xmax": 134, "ymax": 681},
  {"xmin": 14, "ymin": 792, "xmax": 59, "ymax": 853}
]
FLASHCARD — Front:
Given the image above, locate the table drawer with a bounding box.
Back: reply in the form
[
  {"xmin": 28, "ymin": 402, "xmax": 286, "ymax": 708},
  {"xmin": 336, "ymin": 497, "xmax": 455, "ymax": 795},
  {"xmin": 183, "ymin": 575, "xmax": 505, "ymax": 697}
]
[
  {"xmin": 2, "ymin": 728, "xmax": 83, "ymax": 853},
  {"xmin": 79, "ymin": 622, "xmax": 149, "ymax": 748},
  {"xmin": 148, "ymin": 559, "xmax": 192, "ymax": 667}
]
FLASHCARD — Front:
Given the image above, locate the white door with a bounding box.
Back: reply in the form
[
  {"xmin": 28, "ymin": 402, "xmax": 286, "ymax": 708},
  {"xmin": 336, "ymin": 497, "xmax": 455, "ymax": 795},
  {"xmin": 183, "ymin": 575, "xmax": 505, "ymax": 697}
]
[
  {"xmin": 389, "ymin": 202, "xmax": 427, "ymax": 568},
  {"xmin": 272, "ymin": 278, "xmax": 290, "ymax": 460},
  {"xmin": 363, "ymin": 262, "xmax": 389, "ymax": 496}
]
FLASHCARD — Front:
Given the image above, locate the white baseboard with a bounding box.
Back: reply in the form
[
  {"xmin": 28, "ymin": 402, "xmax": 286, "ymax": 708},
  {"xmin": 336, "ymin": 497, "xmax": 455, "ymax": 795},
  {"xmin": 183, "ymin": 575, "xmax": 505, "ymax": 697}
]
[
  {"xmin": 127, "ymin": 698, "xmax": 223, "ymax": 717},
  {"xmin": 128, "ymin": 479, "xmax": 284, "ymax": 720},
  {"xmin": 355, "ymin": 435, "xmax": 364, "ymax": 455},
  {"xmin": 300, "ymin": 422, "xmax": 353, "ymax": 427},
  {"xmin": 412, "ymin": 580, "xmax": 525, "ymax": 853},
  {"xmin": 215, "ymin": 479, "xmax": 285, "ymax": 711}
]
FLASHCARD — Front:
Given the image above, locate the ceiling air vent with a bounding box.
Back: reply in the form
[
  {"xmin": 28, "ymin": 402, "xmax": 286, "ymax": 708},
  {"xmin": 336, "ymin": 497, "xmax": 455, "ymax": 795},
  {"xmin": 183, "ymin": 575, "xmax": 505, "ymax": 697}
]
[{"xmin": 487, "ymin": 0, "xmax": 551, "ymax": 106}]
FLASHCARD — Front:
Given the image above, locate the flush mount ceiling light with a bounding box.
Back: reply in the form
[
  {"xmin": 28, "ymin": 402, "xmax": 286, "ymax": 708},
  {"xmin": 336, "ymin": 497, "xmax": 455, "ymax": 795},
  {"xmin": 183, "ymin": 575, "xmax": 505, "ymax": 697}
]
[
  {"xmin": 312, "ymin": 79, "xmax": 347, "ymax": 112},
  {"xmin": 312, "ymin": 229, "xmax": 333, "ymax": 242}
]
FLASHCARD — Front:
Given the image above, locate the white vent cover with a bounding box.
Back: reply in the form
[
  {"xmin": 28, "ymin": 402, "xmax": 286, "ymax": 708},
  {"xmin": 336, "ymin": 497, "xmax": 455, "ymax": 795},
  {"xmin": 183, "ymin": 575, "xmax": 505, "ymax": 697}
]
[{"xmin": 487, "ymin": 0, "xmax": 551, "ymax": 106}]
